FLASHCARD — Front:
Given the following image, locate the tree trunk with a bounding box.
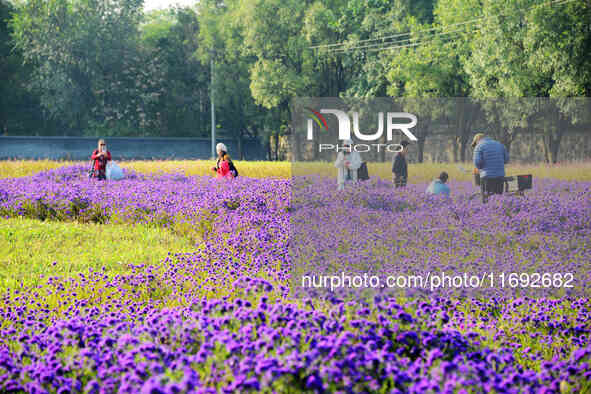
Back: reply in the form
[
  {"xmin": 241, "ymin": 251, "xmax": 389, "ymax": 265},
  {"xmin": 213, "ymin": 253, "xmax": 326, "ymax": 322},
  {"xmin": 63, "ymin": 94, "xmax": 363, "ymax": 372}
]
[
  {"xmin": 417, "ymin": 134, "xmax": 426, "ymax": 163},
  {"xmin": 287, "ymin": 126, "xmax": 294, "ymax": 162},
  {"xmin": 550, "ymin": 142, "xmax": 559, "ymax": 164},
  {"xmin": 458, "ymin": 99, "xmax": 478, "ymax": 163},
  {"xmin": 452, "ymin": 137, "xmax": 459, "ymax": 162},
  {"xmin": 417, "ymin": 120, "xmax": 431, "ymax": 163},
  {"xmin": 274, "ymin": 132, "xmax": 279, "ymax": 161},
  {"xmin": 458, "ymin": 118, "xmax": 472, "ymax": 163},
  {"xmin": 543, "ymin": 129, "xmax": 563, "ymax": 164},
  {"xmin": 460, "ymin": 137, "xmax": 468, "ymax": 163},
  {"xmin": 500, "ymin": 131, "xmax": 514, "ymax": 157},
  {"xmin": 550, "ymin": 130, "xmax": 563, "ymax": 164},
  {"xmin": 527, "ymin": 129, "xmax": 536, "ymax": 162},
  {"xmin": 455, "ymin": 103, "xmax": 465, "ymax": 163},
  {"xmin": 237, "ymin": 131, "xmax": 243, "ymax": 160},
  {"xmin": 291, "ymin": 125, "xmax": 301, "ymax": 162},
  {"xmin": 542, "ymin": 133, "xmax": 551, "ymax": 163}
]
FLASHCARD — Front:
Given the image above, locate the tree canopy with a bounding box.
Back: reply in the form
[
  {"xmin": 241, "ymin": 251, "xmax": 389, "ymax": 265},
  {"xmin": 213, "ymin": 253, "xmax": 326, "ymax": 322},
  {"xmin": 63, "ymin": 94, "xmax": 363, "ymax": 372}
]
[{"xmin": 2, "ymin": 0, "xmax": 590, "ymax": 161}]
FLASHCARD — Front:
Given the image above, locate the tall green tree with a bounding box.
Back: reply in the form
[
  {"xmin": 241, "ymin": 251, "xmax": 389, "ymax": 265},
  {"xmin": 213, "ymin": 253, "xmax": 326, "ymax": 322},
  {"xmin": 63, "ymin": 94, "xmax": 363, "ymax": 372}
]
[
  {"xmin": 307, "ymin": 0, "xmax": 437, "ymax": 161},
  {"xmin": 464, "ymin": 0, "xmax": 591, "ymax": 162},
  {"xmin": 232, "ymin": 0, "xmax": 317, "ymax": 159},
  {"xmin": 343, "ymin": 0, "xmax": 437, "ymax": 98},
  {"xmin": 384, "ymin": 0, "xmax": 477, "ymax": 162},
  {"xmin": 141, "ymin": 8, "xmax": 210, "ymax": 137},
  {"xmin": 196, "ymin": 0, "xmax": 280, "ymax": 158},
  {"xmin": 1, "ymin": 0, "xmax": 57, "ymax": 135},
  {"xmin": 11, "ymin": 0, "xmax": 162, "ymax": 135}
]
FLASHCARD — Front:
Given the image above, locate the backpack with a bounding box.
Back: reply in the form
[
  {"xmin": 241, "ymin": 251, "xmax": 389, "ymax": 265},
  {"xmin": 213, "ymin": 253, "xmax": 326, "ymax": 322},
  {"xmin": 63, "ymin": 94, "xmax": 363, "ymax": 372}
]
[
  {"xmin": 228, "ymin": 160, "xmax": 239, "ymax": 177},
  {"xmin": 88, "ymin": 160, "xmax": 95, "ymax": 179},
  {"xmin": 217, "ymin": 158, "xmax": 239, "ymax": 177},
  {"xmin": 358, "ymin": 161, "xmax": 370, "ymax": 181}
]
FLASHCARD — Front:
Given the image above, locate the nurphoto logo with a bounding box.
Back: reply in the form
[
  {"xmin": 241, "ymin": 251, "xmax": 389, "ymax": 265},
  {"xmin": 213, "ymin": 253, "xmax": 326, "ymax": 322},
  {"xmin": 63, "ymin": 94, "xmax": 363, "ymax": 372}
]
[{"xmin": 305, "ymin": 107, "xmax": 418, "ymax": 153}]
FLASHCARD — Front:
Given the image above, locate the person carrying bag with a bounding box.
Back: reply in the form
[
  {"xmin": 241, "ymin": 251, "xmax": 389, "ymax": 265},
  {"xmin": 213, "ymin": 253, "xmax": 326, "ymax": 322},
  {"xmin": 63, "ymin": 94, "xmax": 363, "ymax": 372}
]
[
  {"xmin": 90, "ymin": 139, "xmax": 111, "ymax": 180},
  {"xmin": 212, "ymin": 143, "xmax": 238, "ymax": 179}
]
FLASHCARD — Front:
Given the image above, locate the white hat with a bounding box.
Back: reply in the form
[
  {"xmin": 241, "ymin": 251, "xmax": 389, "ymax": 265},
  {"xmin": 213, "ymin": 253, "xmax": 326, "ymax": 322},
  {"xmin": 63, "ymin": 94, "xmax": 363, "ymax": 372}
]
[{"xmin": 216, "ymin": 143, "xmax": 228, "ymax": 154}]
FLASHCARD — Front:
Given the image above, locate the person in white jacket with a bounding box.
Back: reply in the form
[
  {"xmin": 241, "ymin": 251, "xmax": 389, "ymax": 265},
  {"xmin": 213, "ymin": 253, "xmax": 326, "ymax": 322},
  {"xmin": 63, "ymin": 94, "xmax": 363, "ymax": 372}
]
[{"xmin": 334, "ymin": 139, "xmax": 362, "ymax": 191}]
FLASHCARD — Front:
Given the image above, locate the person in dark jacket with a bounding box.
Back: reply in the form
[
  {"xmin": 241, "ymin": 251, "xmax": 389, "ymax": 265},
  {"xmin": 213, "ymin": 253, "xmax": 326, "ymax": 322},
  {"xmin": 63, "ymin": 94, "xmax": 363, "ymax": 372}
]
[
  {"xmin": 392, "ymin": 140, "xmax": 409, "ymax": 188},
  {"xmin": 472, "ymin": 133, "xmax": 509, "ymax": 195},
  {"xmin": 91, "ymin": 139, "xmax": 111, "ymax": 180}
]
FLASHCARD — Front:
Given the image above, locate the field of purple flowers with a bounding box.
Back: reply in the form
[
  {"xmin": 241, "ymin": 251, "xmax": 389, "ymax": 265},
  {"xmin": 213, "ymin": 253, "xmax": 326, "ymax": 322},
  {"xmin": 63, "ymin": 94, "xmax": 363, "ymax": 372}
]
[{"xmin": 0, "ymin": 164, "xmax": 590, "ymax": 393}]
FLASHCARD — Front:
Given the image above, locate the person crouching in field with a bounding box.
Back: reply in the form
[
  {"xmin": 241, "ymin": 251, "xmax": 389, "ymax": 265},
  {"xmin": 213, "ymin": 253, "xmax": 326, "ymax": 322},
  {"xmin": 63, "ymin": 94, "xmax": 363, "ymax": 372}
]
[
  {"xmin": 392, "ymin": 140, "xmax": 409, "ymax": 188},
  {"xmin": 426, "ymin": 171, "xmax": 450, "ymax": 197},
  {"xmin": 334, "ymin": 139, "xmax": 362, "ymax": 191},
  {"xmin": 212, "ymin": 143, "xmax": 238, "ymax": 180},
  {"xmin": 472, "ymin": 133, "xmax": 509, "ymax": 196},
  {"xmin": 91, "ymin": 139, "xmax": 111, "ymax": 180}
]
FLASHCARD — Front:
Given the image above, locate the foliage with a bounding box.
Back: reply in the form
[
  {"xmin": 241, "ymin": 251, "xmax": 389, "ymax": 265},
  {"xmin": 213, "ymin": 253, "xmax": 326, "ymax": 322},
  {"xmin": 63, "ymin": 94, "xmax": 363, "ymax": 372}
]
[
  {"xmin": 10, "ymin": 0, "xmax": 162, "ymax": 134},
  {"xmin": 196, "ymin": 0, "xmax": 279, "ymax": 155},
  {"xmin": 0, "ymin": 0, "xmax": 60, "ymax": 135},
  {"xmin": 463, "ymin": 0, "xmax": 591, "ymax": 162},
  {"xmin": 140, "ymin": 7, "xmax": 210, "ymax": 137}
]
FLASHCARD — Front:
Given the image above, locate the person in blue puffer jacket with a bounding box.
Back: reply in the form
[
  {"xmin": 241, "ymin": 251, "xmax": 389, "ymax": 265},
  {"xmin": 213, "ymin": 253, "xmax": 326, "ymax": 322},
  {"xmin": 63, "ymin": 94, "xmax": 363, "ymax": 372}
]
[{"xmin": 472, "ymin": 133, "xmax": 509, "ymax": 196}]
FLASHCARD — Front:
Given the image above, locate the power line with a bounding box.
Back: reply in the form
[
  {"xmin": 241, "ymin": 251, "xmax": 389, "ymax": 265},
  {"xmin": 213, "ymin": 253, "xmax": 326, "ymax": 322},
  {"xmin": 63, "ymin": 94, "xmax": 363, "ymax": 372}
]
[
  {"xmin": 311, "ymin": 0, "xmax": 578, "ymax": 52},
  {"xmin": 367, "ymin": 28, "xmax": 480, "ymax": 53},
  {"xmin": 313, "ymin": 0, "xmax": 574, "ymax": 51},
  {"xmin": 327, "ymin": 25, "xmax": 478, "ymax": 53},
  {"xmin": 325, "ymin": 25, "xmax": 479, "ymax": 55},
  {"xmin": 311, "ymin": 18, "xmax": 479, "ymax": 50},
  {"xmin": 320, "ymin": 0, "xmax": 578, "ymax": 54}
]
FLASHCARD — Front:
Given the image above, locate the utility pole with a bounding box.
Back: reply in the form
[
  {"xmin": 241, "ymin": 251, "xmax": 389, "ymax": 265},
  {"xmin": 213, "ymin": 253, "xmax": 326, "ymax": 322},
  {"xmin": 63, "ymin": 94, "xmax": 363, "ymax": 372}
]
[{"xmin": 210, "ymin": 53, "xmax": 216, "ymax": 159}]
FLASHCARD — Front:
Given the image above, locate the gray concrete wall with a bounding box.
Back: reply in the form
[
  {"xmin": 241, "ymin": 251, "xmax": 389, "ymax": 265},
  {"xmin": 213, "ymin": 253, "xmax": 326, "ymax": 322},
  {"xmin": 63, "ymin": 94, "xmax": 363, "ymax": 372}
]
[{"xmin": 0, "ymin": 136, "xmax": 266, "ymax": 161}]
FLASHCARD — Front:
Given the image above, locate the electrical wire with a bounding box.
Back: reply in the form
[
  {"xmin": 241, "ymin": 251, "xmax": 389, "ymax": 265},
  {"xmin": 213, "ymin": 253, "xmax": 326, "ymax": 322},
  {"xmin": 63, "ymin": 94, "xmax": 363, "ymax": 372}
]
[
  {"xmin": 367, "ymin": 27, "xmax": 481, "ymax": 52},
  {"xmin": 312, "ymin": 0, "xmax": 575, "ymax": 51},
  {"xmin": 311, "ymin": 0, "xmax": 579, "ymax": 54},
  {"xmin": 328, "ymin": 25, "xmax": 479, "ymax": 53},
  {"xmin": 326, "ymin": 26, "xmax": 481, "ymax": 55}
]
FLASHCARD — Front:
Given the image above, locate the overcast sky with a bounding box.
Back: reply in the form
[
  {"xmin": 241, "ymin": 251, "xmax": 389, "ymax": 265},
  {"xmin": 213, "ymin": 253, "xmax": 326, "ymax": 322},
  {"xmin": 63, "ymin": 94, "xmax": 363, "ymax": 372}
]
[{"xmin": 143, "ymin": 0, "xmax": 196, "ymax": 12}]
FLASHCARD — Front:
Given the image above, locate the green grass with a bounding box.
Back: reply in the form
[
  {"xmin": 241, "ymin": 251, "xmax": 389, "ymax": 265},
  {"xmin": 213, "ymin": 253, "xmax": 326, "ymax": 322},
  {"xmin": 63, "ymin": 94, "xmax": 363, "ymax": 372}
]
[{"xmin": 0, "ymin": 217, "xmax": 196, "ymax": 290}]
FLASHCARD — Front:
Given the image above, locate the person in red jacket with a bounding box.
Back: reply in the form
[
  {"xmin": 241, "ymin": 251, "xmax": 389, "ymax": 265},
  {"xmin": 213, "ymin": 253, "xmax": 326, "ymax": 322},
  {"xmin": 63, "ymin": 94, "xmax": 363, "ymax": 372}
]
[
  {"xmin": 91, "ymin": 139, "xmax": 111, "ymax": 180},
  {"xmin": 211, "ymin": 143, "xmax": 237, "ymax": 180}
]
